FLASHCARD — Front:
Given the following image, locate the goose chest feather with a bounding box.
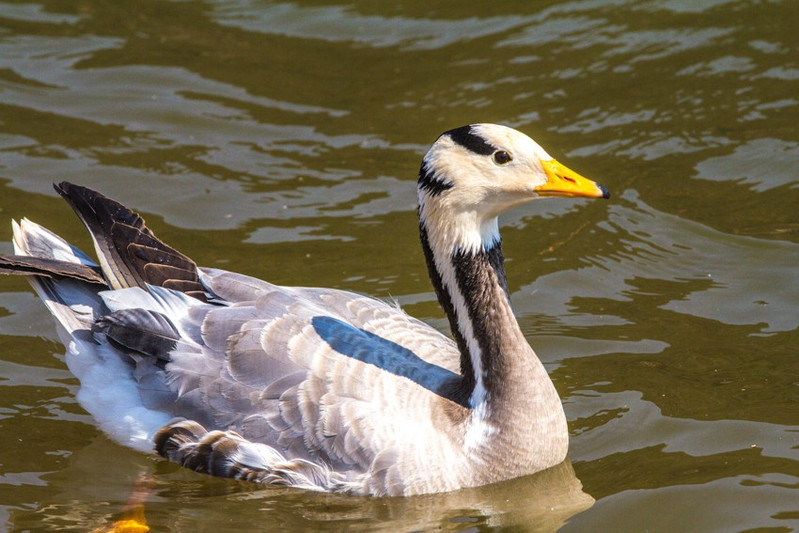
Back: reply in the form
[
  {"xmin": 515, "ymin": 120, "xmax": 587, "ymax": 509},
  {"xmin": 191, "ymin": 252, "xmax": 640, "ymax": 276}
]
[{"xmin": 0, "ymin": 123, "xmax": 608, "ymax": 496}]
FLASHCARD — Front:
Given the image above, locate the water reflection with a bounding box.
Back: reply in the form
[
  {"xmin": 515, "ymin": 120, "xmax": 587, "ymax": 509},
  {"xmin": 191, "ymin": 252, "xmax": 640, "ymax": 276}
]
[
  {"xmin": 1, "ymin": 0, "xmax": 799, "ymax": 530},
  {"xmin": 8, "ymin": 435, "xmax": 592, "ymax": 532}
]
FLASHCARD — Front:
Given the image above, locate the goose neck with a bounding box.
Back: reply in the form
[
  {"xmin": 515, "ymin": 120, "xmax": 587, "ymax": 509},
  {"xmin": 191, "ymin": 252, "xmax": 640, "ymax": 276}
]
[{"xmin": 419, "ymin": 210, "xmax": 528, "ymax": 408}]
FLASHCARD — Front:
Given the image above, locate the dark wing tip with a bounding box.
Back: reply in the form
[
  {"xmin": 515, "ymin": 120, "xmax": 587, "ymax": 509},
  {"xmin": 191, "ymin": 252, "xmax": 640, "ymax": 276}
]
[
  {"xmin": 52, "ymin": 182, "xmax": 208, "ymax": 301},
  {"xmin": 53, "ymin": 181, "xmax": 85, "ymax": 200}
]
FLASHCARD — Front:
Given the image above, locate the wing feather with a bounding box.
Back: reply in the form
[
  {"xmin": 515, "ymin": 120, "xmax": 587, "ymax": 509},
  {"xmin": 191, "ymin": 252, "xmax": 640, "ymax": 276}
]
[{"xmin": 102, "ymin": 267, "xmax": 469, "ymax": 481}]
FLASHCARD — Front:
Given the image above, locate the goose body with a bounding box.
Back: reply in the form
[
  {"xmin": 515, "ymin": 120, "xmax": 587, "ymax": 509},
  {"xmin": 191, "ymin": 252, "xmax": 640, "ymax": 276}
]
[{"xmin": 0, "ymin": 124, "xmax": 608, "ymax": 496}]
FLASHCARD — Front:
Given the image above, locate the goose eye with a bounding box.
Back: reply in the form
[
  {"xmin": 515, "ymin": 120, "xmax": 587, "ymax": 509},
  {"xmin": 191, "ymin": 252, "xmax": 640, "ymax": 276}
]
[{"xmin": 493, "ymin": 150, "xmax": 512, "ymax": 165}]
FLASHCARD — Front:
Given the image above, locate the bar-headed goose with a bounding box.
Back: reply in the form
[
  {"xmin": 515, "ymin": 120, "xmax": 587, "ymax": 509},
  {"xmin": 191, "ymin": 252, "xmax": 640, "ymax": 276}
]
[{"xmin": 0, "ymin": 124, "xmax": 608, "ymax": 497}]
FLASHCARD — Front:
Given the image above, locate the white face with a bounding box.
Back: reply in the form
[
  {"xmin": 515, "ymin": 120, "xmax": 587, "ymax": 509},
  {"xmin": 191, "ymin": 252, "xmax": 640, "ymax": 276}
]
[
  {"xmin": 419, "ymin": 123, "xmax": 555, "ymax": 220},
  {"xmin": 417, "ymin": 123, "xmax": 605, "ymax": 254}
]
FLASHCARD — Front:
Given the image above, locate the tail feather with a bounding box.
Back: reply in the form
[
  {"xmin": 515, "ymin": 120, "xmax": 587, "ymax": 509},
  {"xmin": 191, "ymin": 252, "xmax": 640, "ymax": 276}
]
[
  {"xmin": 12, "ymin": 218, "xmax": 96, "ymax": 265},
  {"xmin": 53, "ymin": 182, "xmax": 207, "ymax": 301},
  {"xmin": 3, "ymin": 219, "xmax": 106, "ymax": 335},
  {"xmin": 0, "ymin": 254, "xmax": 105, "ymax": 284},
  {"xmin": 0, "ymin": 187, "xmax": 205, "ymax": 451}
]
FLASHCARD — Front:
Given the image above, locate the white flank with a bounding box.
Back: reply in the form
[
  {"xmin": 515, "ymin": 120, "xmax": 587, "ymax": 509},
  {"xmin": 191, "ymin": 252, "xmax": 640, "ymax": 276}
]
[
  {"xmin": 66, "ymin": 339, "xmax": 172, "ymax": 452},
  {"xmin": 10, "ymin": 218, "xmax": 185, "ymax": 452}
]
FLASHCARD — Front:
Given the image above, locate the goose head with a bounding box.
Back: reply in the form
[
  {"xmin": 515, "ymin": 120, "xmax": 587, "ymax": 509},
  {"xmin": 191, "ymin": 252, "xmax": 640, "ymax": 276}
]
[{"xmin": 418, "ymin": 124, "xmax": 609, "ymax": 254}]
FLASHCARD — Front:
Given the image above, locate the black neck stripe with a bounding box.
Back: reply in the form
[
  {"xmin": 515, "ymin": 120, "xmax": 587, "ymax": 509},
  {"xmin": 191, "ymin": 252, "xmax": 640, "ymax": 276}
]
[
  {"xmin": 419, "ymin": 222, "xmax": 475, "ymax": 405},
  {"xmin": 451, "ymin": 242, "xmax": 509, "ymax": 391},
  {"xmin": 444, "ymin": 125, "xmax": 495, "ymax": 156}
]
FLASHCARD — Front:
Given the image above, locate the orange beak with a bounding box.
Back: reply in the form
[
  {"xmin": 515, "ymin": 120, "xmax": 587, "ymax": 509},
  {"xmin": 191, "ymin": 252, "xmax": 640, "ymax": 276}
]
[{"xmin": 536, "ymin": 159, "xmax": 610, "ymax": 199}]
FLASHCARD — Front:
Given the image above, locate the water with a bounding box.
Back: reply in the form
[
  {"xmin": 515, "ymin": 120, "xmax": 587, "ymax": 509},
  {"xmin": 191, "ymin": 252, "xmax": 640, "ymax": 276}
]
[{"xmin": 1, "ymin": 0, "xmax": 798, "ymax": 531}]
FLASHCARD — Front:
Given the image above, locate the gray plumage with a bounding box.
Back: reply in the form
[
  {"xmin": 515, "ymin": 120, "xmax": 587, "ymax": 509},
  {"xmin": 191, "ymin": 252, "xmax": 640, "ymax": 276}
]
[{"xmin": 0, "ymin": 124, "xmax": 609, "ymax": 496}]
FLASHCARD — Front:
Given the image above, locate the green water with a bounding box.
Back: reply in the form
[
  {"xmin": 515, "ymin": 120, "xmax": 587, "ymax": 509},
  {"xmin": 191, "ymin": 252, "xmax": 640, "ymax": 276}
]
[{"xmin": 1, "ymin": 0, "xmax": 798, "ymax": 531}]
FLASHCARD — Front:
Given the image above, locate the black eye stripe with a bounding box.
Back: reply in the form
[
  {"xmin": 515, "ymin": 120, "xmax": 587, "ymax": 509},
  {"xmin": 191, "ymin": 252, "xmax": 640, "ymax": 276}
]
[{"xmin": 444, "ymin": 126, "xmax": 496, "ymax": 156}]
